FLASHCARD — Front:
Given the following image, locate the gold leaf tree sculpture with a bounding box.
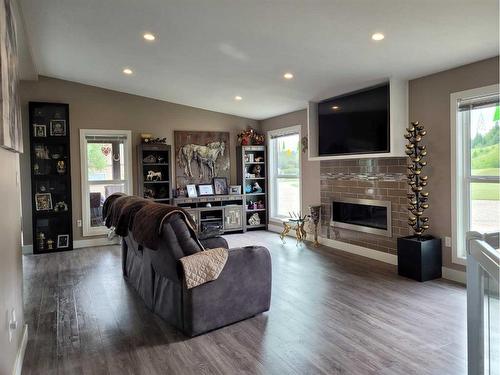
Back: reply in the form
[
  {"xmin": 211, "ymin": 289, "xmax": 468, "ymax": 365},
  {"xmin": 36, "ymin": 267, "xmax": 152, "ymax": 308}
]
[{"xmin": 404, "ymin": 121, "xmax": 430, "ymax": 237}]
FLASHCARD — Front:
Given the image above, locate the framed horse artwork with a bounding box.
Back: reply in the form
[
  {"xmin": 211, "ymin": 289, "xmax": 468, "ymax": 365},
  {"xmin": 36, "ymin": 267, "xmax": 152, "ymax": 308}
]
[{"xmin": 174, "ymin": 131, "xmax": 230, "ymax": 188}]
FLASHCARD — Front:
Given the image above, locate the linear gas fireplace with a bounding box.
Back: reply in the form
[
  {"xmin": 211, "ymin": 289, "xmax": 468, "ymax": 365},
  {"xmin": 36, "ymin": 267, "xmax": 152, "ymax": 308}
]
[{"xmin": 330, "ymin": 198, "xmax": 392, "ymax": 237}]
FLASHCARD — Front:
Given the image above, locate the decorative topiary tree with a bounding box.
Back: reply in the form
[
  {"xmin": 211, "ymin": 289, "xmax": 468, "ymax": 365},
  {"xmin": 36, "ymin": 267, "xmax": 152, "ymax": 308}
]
[{"xmin": 404, "ymin": 121, "xmax": 430, "ymax": 237}]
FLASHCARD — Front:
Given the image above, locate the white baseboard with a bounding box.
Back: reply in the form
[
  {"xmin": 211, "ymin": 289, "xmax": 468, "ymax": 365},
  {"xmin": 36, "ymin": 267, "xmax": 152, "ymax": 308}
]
[
  {"xmin": 22, "ymin": 237, "xmax": 119, "ymax": 254},
  {"xmin": 74, "ymin": 237, "xmax": 120, "ymax": 249},
  {"xmin": 12, "ymin": 324, "xmax": 28, "ymax": 375},
  {"xmin": 268, "ymin": 226, "xmax": 465, "ymax": 283},
  {"xmin": 318, "ymin": 236, "xmax": 398, "ymax": 265},
  {"xmin": 268, "ymin": 223, "xmax": 398, "ymax": 265},
  {"xmin": 442, "ymin": 267, "xmax": 466, "ymax": 284}
]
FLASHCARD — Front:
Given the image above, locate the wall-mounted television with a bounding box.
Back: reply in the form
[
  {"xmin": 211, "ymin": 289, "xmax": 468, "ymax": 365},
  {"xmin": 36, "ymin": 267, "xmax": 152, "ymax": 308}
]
[{"xmin": 317, "ymin": 84, "xmax": 389, "ymax": 156}]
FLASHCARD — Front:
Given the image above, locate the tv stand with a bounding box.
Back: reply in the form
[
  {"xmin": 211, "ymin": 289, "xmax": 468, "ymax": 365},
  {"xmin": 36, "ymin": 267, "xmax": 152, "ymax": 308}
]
[{"xmin": 173, "ymin": 195, "xmax": 244, "ymax": 234}]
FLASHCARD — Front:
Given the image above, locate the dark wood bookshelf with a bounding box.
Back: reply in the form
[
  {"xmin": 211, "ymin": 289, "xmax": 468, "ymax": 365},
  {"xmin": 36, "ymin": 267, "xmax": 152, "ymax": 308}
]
[
  {"xmin": 29, "ymin": 102, "xmax": 73, "ymax": 254},
  {"xmin": 137, "ymin": 143, "xmax": 172, "ymax": 203}
]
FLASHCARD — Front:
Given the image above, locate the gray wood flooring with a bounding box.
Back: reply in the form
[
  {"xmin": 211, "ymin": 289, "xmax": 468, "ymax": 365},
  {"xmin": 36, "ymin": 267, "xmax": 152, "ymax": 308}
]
[{"xmin": 22, "ymin": 231, "xmax": 466, "ymax": 375}]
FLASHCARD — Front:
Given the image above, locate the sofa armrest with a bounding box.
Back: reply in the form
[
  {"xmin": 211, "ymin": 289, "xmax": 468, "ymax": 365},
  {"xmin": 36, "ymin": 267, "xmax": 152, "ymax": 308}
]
[
  {"xmin": 200, "ymin": 236, "xmax": 228, "ymax": 250},
  {"xmin": 182, "ymin": 246, "xmax": 272, "ymax": 336}
]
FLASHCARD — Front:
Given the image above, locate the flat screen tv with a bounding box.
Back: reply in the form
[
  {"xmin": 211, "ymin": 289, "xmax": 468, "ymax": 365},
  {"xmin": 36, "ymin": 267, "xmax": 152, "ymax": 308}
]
[{"xmin": 318, "ymin": 84, "xmax": 389, "ymax": 156}]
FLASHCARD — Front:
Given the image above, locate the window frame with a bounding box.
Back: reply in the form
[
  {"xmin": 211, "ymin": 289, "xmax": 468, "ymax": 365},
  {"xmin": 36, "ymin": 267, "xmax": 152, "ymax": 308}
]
[
  {"xmin": 450, "ymin": 84, "xmax": 499, "ymax": 265},
  {"xmin": 80, "ymin": 129, "xmax": 133, "ymax": 236},
  {"xmin": 267, "ymin": 125, "xmax": 302, "ymax": 222}
]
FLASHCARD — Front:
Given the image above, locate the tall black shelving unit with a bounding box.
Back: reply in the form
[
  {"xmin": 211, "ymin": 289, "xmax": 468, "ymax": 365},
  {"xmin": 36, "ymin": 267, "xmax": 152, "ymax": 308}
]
[{"xmin": 29, "ymin": 102, "xmax": 73, "ymax": 254}]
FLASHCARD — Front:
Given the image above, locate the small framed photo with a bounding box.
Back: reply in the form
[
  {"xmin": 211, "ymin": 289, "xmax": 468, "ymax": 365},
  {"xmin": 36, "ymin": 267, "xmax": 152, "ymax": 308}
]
[
  {"xmin": 198, "ymin": 184, "xmax": 214, "ymax": 196},
  {"xmin": 229, "ymin": 185, "xmax": 242, "ymax": 195},
  {"xmin": 213, "ymin": 177, "xmax": 228, "ymax": 195},
  {"xmin": 50, "ymin": 120, "xmax": 67, "ymax": 136},
  {"xmin": 186, "ymin": 184, "xmax": 198, "ymax": 198},
  {"xmin": 33, "ymin": 124, "xmax": 47, "ymax": 137},
  {"xmin": 57, "ymin": 234, "xmax": 69, "ymax": 249},
  {"xmin": 35, "ymin": 193, "xmax": 53, "ymax": 211}
]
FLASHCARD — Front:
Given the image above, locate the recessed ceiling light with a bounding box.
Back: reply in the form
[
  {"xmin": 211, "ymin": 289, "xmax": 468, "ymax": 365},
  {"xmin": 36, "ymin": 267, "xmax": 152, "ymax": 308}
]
[
  {"xmin": 123, "ymin": 68, "xmax": 133, "ymax": 75},
  {"xmin": 332, "ymin": 105, "xmax": 340, "ymax": 110},
  {"xmin": 283, "ymin": 72, "xmax": 294, "ymax": 80},
  {"xmin": 143, "ymin": 33, "xmax": 156, "ymax": 41},
  {"xmin": 234, "ymin": 95, "xmax": 243, "ymax": 101},
  {"xmin": 371, "ymin": 33, "xmax": 385, "ymax": 41}
]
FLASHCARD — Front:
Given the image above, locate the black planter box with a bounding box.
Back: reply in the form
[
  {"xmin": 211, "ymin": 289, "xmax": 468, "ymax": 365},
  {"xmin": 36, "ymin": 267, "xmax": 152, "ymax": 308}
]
[{"xmin": 397, "ymin": 235, "xmax": 442, "ymax": 281}]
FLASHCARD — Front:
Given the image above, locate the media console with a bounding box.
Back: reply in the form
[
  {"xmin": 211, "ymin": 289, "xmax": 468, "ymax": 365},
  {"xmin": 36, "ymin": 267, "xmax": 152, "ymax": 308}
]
[{"xmin": 173, "ymin": 195, "xmax": 244, "ymax": 234}]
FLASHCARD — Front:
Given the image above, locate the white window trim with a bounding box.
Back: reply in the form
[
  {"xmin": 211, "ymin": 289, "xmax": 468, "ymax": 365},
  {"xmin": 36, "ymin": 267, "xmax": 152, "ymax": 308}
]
[
  {"xmin": 450, "ymin": 84, "xmax": 499, "ymax": 265},
  {"xmin": 267, "ymin": 125, "xmax": 302, "ymax": 222},
  {"xmin": 80, "ymin": 129, "xmax": 133, "ymax": 236}
]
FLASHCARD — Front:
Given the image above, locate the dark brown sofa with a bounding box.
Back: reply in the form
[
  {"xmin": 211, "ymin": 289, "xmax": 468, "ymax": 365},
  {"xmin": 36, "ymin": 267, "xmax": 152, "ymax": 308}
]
[{"xmin": 118, "ymin": 204, "xmax": 272, "ymax": 336}]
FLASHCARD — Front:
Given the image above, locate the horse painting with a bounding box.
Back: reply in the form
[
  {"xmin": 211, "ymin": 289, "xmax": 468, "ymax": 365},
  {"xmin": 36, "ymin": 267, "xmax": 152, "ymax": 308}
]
[
  {"xmin": 178, "ymin": 141, "xmax": 225, "ymax": 178},
  {"xmin": 175, "ymin": 131, "xmax": 230, "ymax": 187}
]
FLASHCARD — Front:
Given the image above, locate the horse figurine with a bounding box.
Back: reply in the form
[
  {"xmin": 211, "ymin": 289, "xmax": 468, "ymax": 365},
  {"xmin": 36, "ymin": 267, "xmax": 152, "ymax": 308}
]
[{"xmin": 146, "ymin": 170, "xmax": 162, "ymax": 181}]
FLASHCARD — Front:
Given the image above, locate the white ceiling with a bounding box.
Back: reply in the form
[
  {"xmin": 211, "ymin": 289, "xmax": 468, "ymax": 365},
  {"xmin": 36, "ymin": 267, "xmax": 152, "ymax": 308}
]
[{"xmin": 20, "ymin": 0, "xmax": 499, "ymax": 120}]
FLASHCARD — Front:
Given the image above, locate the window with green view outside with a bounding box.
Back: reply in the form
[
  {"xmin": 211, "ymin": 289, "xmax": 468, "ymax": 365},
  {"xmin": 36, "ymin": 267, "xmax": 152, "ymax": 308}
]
[{"xmin": 467, "ymin": 101, "xmax": 500, "ymax": 233}]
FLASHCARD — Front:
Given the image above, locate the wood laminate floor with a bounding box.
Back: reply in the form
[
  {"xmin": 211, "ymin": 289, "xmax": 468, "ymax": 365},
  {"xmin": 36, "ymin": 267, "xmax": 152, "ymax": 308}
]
[{"xmin": 22, "ymin": 231, "xmax": 466, "ymax": 375}]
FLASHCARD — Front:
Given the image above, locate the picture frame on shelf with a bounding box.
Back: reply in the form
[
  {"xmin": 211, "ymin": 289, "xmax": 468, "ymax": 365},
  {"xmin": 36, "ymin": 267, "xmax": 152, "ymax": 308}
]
[
  {"xmin": 228, "ymin": 185, "xmax": 241, "ymax": 195},
  {"xmin": 33, "ymin": 124, "xmax": 47, "ymax": 137},
  {"xmin": 198, "ymin": 184, "xmax": 214, "ymax": 196},
  {"xmin": 50, "ymin": 120, "xmax": 67, "ymax": 136},
  {"xmin": 35, "ymin": 193, "xmax": 53, "ymax": 211},
  {"xmin": 57, "ymin": 234, "xmax": 70, "ymax": 248},
  {"xmin": 186, "ymin": 184, "xmax": 198, "ymax": 198},
  {"xmin": 213, "ymin": 177, "xmax": 228, "ymax": 195}
]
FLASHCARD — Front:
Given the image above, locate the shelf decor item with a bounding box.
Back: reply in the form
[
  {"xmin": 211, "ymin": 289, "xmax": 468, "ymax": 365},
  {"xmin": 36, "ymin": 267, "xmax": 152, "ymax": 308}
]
[
  {"xmin": 29, "ymin": 102, "xmax": 73, "ymax": 253},
  {"xmin": 213, "ymin": 177, "xmax": 228, "ymax": 195},
  {"xmin": 198, "ymin": 184, "xmax": 214, "ymax": 196},
  {"xmin": 397, "ymin": 121, "xmax": 441, "ymax": 281},
  {"xmin": 309, "ymin": 205, "xmax": 321, "ymax": 247},
  {"xmin": 186, "ymin": 184, "xmax": 197, "ymax": 198}
]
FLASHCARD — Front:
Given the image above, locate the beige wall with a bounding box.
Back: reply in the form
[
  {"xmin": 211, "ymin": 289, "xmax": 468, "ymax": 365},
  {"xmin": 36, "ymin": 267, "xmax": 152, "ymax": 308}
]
[
  {"xmin": 20, "ymin": 76, "xmax": 258, "ymax": 244},
  {"xmin": 259, "ymin": 109, "xmax": 321, "ymax": 224},
  {"xmin": 410, "ymin": 56, "xmax": 499, "ymax": 271},
  {"xmin": 0, "ymin": 148, "xmax": 24, "ymax": 375}
]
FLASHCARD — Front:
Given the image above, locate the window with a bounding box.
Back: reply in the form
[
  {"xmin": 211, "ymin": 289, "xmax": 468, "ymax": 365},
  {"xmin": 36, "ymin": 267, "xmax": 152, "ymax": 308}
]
[
  {"xmin": 80, "ymin": 130, "xmax": 133, "ymax": 236},
  {"xmin": 451, "ymin": 85, "xmax": 500, "ymax": 263},
  {"xmin": 268, "ymin": 126, "xmax": 301, "ymax": 220}
]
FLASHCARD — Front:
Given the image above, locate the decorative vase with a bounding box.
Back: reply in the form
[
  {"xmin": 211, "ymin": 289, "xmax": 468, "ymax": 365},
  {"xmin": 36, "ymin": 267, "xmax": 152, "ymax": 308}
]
[
  {"xmin": 397, "ymin": 121, "xmax": 441, "ymax": 281},
  {"xmin": 309, "ymin": 205, "xmax": 321, "ymax": 247}
]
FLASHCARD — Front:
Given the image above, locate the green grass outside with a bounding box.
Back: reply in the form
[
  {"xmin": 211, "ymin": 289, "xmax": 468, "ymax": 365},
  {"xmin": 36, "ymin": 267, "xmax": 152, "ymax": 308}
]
[{"xmin": 471, "ymin": 182, "xmax": 500, "ymax": 201}]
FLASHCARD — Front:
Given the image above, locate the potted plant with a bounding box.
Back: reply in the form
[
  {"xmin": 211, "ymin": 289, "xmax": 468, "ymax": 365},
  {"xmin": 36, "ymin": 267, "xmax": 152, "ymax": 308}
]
[{"xmin": 397, "ymin": 121, "xmax": 442, "ymax": 281}]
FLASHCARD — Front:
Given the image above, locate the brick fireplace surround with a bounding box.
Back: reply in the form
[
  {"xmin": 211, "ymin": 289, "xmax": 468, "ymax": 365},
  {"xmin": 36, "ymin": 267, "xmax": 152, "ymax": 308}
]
[{"xmin": 320, "ymin": 157, "xmax": 411, "ymax": 255}]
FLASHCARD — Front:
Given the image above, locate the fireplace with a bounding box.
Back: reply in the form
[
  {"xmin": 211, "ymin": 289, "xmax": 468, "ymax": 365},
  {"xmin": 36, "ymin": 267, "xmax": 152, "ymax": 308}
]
[{"xmin": 330, "ymin": 198, "xmax": 392, "ymax": 237}]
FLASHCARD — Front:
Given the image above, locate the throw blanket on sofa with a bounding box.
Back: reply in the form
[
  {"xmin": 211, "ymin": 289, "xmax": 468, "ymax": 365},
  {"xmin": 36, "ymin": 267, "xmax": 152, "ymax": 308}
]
[
  {"xmin": 179, "ymin": 247, "xmax": 229, "ymax": 289},
  {"xmin": 131, "ymin": 203, "xmax": 200, "ymax": 250}
]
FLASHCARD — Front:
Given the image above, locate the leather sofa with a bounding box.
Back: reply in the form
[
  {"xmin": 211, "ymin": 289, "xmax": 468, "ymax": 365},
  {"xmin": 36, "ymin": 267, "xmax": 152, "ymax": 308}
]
[{"xmin": 120, "ymin": 211, "xmax": 272, "ymax": 336}]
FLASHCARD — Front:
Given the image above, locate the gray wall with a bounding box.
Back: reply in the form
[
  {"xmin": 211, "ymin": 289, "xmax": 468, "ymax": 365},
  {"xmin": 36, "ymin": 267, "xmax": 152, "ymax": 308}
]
[
  {"xmin": 0, "ymin": 148, "xmax": 24, "ymax": 375},
  {"xmin": 260, "ymin": 56, "xmax": 499, "ymax": 272},
  {"xmin": 20, "ymin": 76, "xmax": 258, "ymax": 245},
  {"xmin": 409, "ymin": 56, "xmax": 499, "ymax": 271},
  {"xmin": 259, "ymin": 109, "xmax": 321, "ymax": 225}
]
